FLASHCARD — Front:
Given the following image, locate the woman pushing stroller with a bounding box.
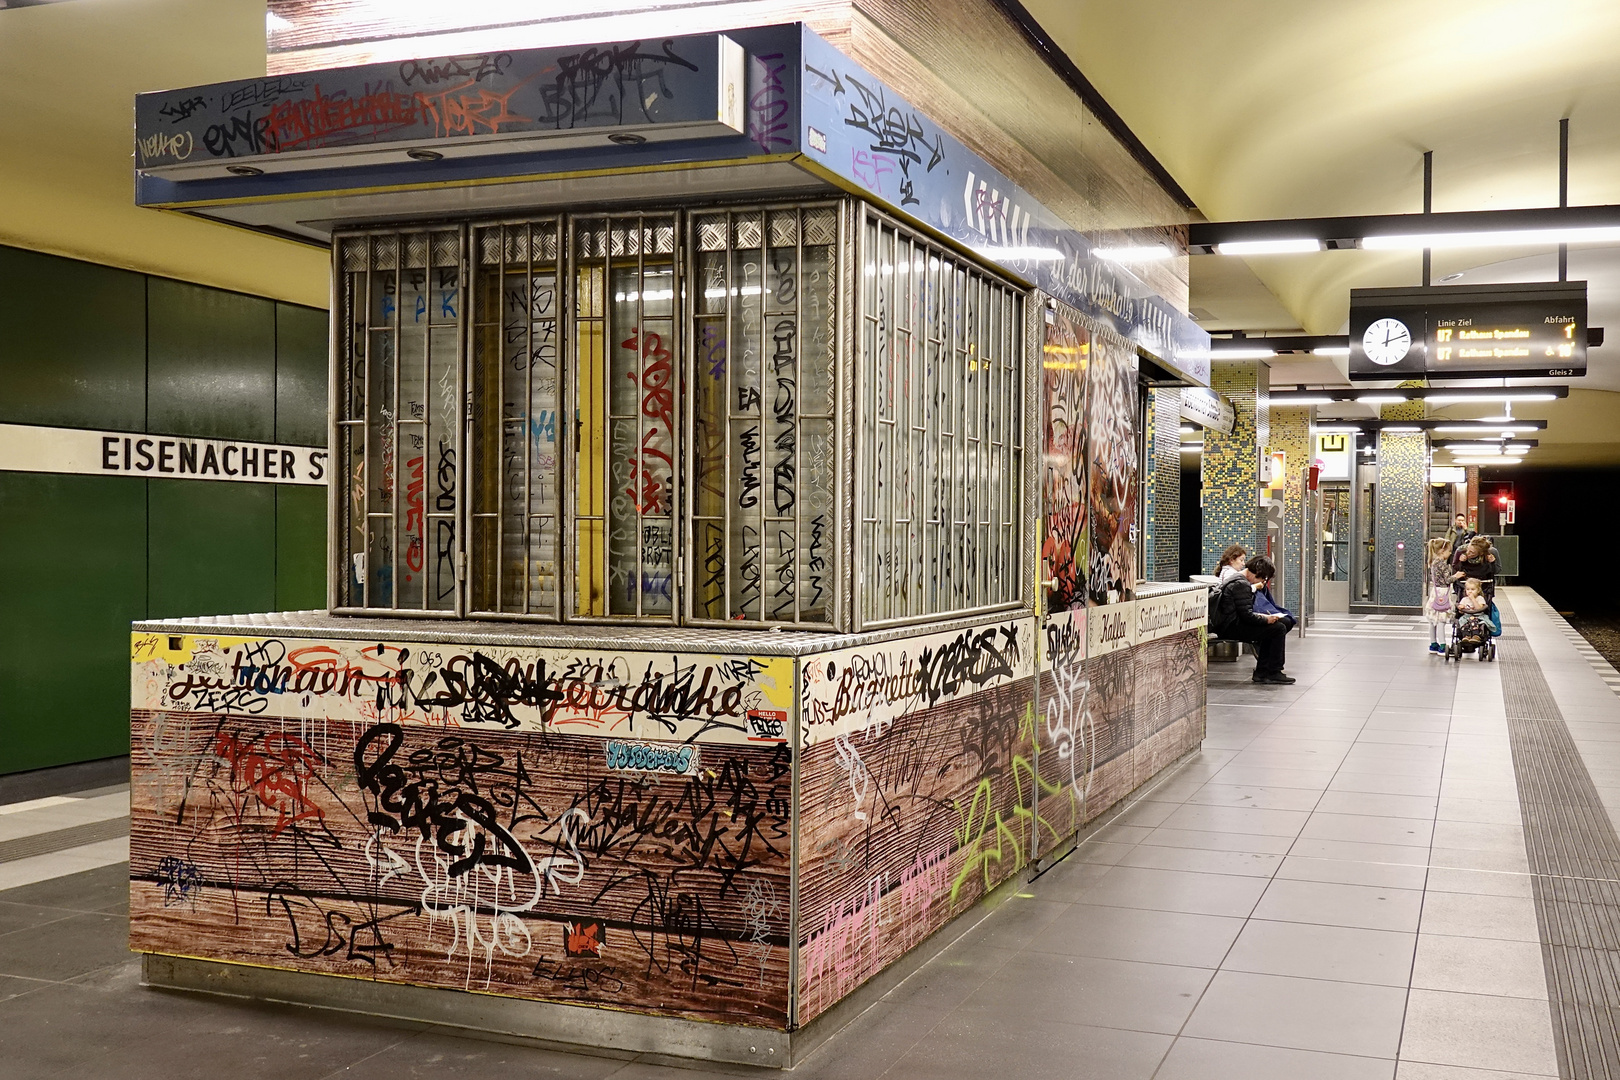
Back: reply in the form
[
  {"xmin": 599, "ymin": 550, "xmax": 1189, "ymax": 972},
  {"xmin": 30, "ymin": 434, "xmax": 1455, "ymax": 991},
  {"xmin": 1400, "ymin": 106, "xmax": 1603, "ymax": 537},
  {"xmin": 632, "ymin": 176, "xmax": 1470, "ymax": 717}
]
[{"xmin": 1443, "ymin": 536, "xmax": 1501, "ymax": 661}]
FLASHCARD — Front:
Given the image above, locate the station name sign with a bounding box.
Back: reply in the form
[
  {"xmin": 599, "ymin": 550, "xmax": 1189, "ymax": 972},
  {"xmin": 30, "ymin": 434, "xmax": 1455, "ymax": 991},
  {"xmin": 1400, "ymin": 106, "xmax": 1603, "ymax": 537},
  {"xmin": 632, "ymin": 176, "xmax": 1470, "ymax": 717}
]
[
  {"xmin": 1349, "ymin": 281, "xmax": 1587, "ymax": 380},
  {"xmin": 0, "ymin": 423, "xmax": 326, "ymax": 486}
]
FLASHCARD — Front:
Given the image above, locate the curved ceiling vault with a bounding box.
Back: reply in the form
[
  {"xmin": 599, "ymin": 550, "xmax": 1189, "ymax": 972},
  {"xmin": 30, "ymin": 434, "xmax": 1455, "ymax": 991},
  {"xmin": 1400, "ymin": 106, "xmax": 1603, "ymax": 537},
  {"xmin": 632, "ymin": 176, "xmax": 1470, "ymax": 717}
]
[{"xmin": 1023, "ymin": 0, "xmax": 1620, "ymax": 335}]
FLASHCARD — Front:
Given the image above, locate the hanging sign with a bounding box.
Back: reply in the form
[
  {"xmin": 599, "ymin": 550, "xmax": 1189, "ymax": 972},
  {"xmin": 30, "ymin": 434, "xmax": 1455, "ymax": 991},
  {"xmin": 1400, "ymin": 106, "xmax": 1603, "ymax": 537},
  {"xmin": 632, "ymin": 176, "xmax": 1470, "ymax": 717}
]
[
  {"xmin": 1180, "ymin": 387, "xmax": 1235, "ymax": 435},
  {"xmin": 1349, "ymin": 281, "xmax": 1587, "ymax": 379},
  {"xmin": 0, "ymin": 423, "xmax": 327, "ymax": 485}
]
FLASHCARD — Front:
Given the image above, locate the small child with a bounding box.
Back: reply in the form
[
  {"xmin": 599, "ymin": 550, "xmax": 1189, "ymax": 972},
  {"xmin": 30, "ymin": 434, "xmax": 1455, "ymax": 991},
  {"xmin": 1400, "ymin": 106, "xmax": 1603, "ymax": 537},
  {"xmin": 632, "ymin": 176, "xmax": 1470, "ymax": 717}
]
[
  {"xmin": 1425, "ymin": 537, "xmax": 1453, "ymax": 653},
  {"xmin": 1457, "ymin": 578, "xmax": 1488, "ymax": 615}
]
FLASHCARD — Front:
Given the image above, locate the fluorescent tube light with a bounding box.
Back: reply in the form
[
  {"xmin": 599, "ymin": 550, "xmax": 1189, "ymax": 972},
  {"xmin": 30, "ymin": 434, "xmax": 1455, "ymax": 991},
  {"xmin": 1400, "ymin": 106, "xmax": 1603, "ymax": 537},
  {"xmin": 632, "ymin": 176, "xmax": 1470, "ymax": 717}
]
[
  {"xmin": 1356, "ymin": 394, "xmax": 1409, "ymax": 405},
  {"xmin": 1275, "ymin": 395, "xmax": 1337, "ymax": 405},
  {"xmin": 1312, "ymin": 346, "xmax": 1351, "ymax": 357},
  {"xmin": 974, "ymin": 246, "xmax": 1066, "ymax": 263},
  {"xmin": 1361, "ymin": 225, "xmax": 1620, "ymax": 250},
  {"xmin": 1095, "ymin": 245, "xmax": 1173, "ymax": 262},
  {"xmin": 1209, "ymin": 348, "xmax": 1276, "ymax": 360},
  {"xmin": 1425, "ymin": 392, "xmax": 1558, "ymax": 404},
  {"xmin": 1430, "ymin": 425, "xmax": 1539, "ymax": 433},
  {"xmin": 1452, "ymin": 457, "xmax": 1518, "ymax": 465},
  {"xmin": 1216, "ymin": 239, "xmax": 1323, "ymax": 255},
  {"xmin": 1315, "ymin": 425, "xmax": 1363, "ymax": 433},
  {"xmin": 1383, "ymin": 426, "xmax": 1423, "ymax": 433}
]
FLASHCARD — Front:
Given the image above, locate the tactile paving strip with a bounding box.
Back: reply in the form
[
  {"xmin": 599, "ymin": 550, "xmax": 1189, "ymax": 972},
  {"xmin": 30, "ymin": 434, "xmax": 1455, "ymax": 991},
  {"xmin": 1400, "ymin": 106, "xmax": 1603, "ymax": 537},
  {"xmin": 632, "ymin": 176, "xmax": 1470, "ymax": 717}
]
[
  {"xmin": 1498, "ymin": 604, "xmax": 1620, "ymax": 1079},
  {"xmin": 0, "ymin": 816, "xmax": 128, "ymax": 865}
]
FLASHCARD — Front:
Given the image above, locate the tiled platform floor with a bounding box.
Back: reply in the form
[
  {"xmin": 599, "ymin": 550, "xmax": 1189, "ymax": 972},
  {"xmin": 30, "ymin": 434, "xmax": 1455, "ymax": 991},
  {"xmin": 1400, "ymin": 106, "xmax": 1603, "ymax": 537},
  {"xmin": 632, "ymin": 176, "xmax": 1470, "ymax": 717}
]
[{"xmin": 0, "ymin": 587, "xmax": 1610, "ymax": 1079}]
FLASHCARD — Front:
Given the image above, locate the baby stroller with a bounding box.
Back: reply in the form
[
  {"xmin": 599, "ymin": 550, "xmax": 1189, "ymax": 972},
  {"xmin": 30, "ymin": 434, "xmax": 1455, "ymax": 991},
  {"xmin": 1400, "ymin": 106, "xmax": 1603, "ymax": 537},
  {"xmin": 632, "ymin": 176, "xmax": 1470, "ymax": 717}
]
[{"xmin": 1445, "ymin": 577, "xmax": 1498, "ymax": 662}]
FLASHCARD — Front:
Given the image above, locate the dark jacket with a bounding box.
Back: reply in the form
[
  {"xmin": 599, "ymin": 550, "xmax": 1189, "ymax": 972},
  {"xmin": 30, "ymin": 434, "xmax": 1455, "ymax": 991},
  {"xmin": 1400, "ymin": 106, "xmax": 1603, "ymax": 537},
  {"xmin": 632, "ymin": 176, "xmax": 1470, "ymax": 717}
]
[
  {"xmin": 1214, "ymin": 577, "xmax": 1269, "ymax": 636},
  {"xmin": 1452, "ymin": 551, "xmax": 1497, "ymax": 580}
]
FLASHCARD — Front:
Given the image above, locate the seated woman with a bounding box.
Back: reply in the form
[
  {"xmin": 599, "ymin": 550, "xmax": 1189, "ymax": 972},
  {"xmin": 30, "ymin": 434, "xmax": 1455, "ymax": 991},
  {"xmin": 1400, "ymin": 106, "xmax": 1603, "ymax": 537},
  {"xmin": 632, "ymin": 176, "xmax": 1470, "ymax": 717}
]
[
  {"xmin": 1212, "ymin": 555, "xmax": 1294, "ymax": 684},
  {"xmin": 1216, "ymin": 544, "xmax": 1249, "ymax": 584}
]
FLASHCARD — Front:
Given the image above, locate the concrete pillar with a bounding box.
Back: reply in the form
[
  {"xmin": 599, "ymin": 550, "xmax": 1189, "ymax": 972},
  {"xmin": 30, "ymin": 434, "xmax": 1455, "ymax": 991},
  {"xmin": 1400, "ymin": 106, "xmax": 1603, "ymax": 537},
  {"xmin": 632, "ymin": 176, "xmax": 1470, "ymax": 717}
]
[
  {"xmin": 1142, "ymin": 386, "xmax": 1183, "ymax": 583},
  {"xmin": 1200, "ymin": 360, "xmax": 1268, "ymax": 573}
]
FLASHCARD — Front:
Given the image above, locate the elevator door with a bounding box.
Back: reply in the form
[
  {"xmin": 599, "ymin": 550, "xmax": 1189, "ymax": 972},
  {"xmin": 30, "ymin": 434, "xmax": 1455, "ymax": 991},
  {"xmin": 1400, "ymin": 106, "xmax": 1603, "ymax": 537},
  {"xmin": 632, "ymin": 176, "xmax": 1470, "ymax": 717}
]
[{"xmin": 1317, "ymin": 480, "xmax": 1350, "ymax": 612}]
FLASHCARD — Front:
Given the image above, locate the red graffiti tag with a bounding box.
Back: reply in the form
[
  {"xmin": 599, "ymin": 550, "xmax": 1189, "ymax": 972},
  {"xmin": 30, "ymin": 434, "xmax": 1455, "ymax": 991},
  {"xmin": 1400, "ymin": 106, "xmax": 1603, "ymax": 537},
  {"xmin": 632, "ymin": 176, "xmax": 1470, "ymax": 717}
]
[
  {"xmin": 212, "ymin": 730, "xmax": 326, "ymax": 837},
  {"xmin": 621, "ymin": 328, "xmax": 675, "ymax": 515}
]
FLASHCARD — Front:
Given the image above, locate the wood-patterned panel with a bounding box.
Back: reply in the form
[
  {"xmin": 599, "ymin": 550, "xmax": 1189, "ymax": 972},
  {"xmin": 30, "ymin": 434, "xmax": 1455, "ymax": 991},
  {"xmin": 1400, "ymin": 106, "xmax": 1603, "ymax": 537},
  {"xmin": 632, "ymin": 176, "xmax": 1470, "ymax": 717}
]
[{"xmin": 130, "ymin": 711, "xmax": 793, "ymax": 1026}]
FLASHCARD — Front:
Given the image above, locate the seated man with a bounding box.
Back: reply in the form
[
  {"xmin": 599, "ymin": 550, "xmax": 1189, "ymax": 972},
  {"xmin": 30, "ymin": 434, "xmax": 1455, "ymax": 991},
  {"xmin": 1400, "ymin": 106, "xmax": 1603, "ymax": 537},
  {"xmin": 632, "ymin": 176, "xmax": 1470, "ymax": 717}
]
[{"xmin": 1213, "ymin": 555, "xmax": 1294, "ymax": 684}]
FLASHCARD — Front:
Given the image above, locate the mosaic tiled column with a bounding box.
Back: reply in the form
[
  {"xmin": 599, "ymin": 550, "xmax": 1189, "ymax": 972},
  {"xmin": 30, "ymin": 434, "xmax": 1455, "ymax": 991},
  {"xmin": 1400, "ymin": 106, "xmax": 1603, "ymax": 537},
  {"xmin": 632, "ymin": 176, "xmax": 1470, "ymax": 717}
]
[
  {"xmin": 1142, "ymin": 386, "xmax": 1183, "ymax": 583},
  {"xmin": 1267, "ymin": 405, "xmax": 1312, "ymax": 608},
  {"xmin": 1200, "ymin": 360, "xmax": 1268, "ymax": 573},
  {"xmin": 1372, "ymin": 395, "xmax": 1428, "ymax": 609}
]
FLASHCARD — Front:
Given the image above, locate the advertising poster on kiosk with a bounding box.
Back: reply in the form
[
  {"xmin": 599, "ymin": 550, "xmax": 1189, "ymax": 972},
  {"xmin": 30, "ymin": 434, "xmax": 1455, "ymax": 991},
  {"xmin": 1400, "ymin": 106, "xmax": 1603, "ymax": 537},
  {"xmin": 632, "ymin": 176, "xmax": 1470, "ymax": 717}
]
[
  {"xmin": 1041, "ymin": 306, "xmax": 1090, "ymax": 613},
  {"xmin": 1085, "ymin": 332, "xmax": 1139, "ymax": 606}
]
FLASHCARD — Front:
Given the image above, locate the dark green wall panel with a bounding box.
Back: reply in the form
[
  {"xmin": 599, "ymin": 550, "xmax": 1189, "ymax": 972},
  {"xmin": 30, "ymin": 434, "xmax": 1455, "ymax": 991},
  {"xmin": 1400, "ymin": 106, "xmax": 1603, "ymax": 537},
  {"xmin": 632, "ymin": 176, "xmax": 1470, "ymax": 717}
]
[
  {"xmin": 0, "ymin": 244, "xmax": 333, "ymax": 777},
  {"xmin": 0, "ymin": 474, "xmax": 146, "ymax": 773},
  {"xmin": 148, "ymin": 279, "xmax": 275, "ymax": 442},
  {"xmin": 148, "ymin": 480, "xmax": 277, "ymax": 620},
  {"xmin": 277, "ymin": 485, "xmax": 328, "ymax": 611},
  {"xmin": 0, "ymin": 248, "xmax": 146, "ymax": 431},
  {"xmin": 276, "ymin": 303, "xmax": 330, "ymax": 447}
]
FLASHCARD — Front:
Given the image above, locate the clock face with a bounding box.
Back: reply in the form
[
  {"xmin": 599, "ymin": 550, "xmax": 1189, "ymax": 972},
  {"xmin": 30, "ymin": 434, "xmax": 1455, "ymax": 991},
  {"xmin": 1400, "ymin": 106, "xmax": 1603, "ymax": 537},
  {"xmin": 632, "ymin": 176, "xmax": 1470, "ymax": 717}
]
[{"xmin": 1363, "ymin": 318, "xmax": 1412, "ymax": 366}]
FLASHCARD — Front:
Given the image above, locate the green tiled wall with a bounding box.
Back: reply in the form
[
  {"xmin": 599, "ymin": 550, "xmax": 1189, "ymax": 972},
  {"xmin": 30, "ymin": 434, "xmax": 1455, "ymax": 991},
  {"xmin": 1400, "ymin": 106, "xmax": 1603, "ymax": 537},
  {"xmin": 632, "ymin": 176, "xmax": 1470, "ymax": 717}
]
[{"xmin": 0, "ymin": 244, "xmax": 329, "ymax": 775}]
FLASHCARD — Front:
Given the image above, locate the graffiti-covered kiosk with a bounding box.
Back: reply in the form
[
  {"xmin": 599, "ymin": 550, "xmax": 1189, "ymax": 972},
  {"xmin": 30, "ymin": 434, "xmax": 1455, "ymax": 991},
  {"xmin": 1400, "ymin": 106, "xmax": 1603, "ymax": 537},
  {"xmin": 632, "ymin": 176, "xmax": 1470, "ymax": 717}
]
[{"xmin": 127, "ymin": 24, "xmax": 1211, "ymax": 1067}]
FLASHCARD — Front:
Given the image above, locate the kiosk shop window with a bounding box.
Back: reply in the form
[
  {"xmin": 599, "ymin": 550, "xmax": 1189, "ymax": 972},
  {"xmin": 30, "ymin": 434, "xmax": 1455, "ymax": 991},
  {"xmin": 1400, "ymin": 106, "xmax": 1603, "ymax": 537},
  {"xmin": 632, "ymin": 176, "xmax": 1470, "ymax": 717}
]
[{"xmin": 332, "ymin": 200, "xmax": 1026, "ymax": 630}]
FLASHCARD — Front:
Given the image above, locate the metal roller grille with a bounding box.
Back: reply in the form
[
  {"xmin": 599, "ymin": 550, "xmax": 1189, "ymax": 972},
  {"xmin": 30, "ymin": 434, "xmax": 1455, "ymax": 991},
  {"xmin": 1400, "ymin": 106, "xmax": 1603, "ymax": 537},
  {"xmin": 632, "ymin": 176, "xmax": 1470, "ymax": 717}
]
[
  {"xmin": 1498, "ymin": 602, "xmax": 1620, "ymax": 1079},
  {"xmin": 858, "ymin": 208, "xmax": 1025, "ymax": 629}
]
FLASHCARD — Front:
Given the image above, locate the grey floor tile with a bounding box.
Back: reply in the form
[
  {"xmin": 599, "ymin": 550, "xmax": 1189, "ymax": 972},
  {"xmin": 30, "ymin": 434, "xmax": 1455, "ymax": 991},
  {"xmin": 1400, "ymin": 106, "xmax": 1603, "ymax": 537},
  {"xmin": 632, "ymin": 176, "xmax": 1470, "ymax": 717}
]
[
  {"xmin": 960, "ymin": 951, "xmax": 1212, "ymax": 1035},
  {"xmin": 0, "ymin": 910, "xmax": 129, "ymax": 982},
  {"xmin": 883, "ymin": 1015, "xmax": 1171, "ymax": 1080},
  {"xmin": 1273, "ymin": 856, "xmax": 1429, "ymax": 890},
  {"xmin": 1114, "ymin": 843, "xmax": 1283, "ymax": 878},
  {"xmin": 1314, "ymin": 791, "xmax": 1439, "ymax": 819},
  {"xmin": 1422, "ymin": 867, "xmax": 1533, "ymax": 898},
  {"xmin": 1287, "ymin": 838, "xmax": 1432, "ymax": 867},
  {"xmin": 1072, "ymin": 865, "xmax": 1268, "ymax": 917},
  {"xmin": 881, "ymin": 939, "xmax": 1016, "ymax": 1011},
  {"xmin": 1206, "ymin": 766, "xmax": 1339, "ymax": 791},
  {"xmin": 1156, "ymin": 1036, "xmax": 1395, "ymax": 1080},
  {"xmin": 793, "ymin": 1000, "xmax": 937, "ymax": 1080},
  {"xmin": 1411, "ymin": 934, "xmax": 1549, "ymax": 1000},
  {"xmin": 1428, "ymin": 847, "xmax": 1529, "ymax": 875},
  {"xmin": 1394, "ymin": 1062, "xmax": 1556, "ymax": 1080},
  {"xmin": 1138, "ymin": 826, "xmax": 1297, "ymax": 856},
  {"xmin": 1181, "ymin": 970, "xmax": 1408, "ymax": 1058},
  {"xmin": 1398, "ymin": 988, "xmax": 1560, "ymax": 1075},
  {"xmin": 1434, "ymin": 798, "xmax": 1523, "ymax": 826},
  {"xmin": 1252, "ymin": 878, "xmax": 1425, "ymax": 932},
  {"xmin": 0, "ymin": 900, "xmax": 78, "ymax": 939},
  {"xmin": 1429, "ymin": 820, "xmax": 1526, "ymax": 854},
  {"xmin": 1223, "ymin": 919, "xmax": 1417, "ymax": 986},
  {"xmin": 956, "ymin": 897, "xmax": 1071, "ymax": 952},
  {"xmin": 1299, "ymin": 812, "xmax": 1434, "ymax": 847},
  {"xmin": 1158, "ymin": 803, "xmax": 1311, "ymax": 837},
  {"xmin": 1417, "ymin": 892, "xmax": 1541, "ymax": 942},
  {"xmin": 1328, "ymin": 772, "xmax": 1444, "ymax": 797},
  {"xmin": 1183, "ymin": 784, "xmax": 1323, "ymax": 811},
  {"xmin": 0, "ymin": 863, "xmax": 128, "ymax": 914},
  {"xmin": 0, "ymin": 973, "xmax": 47, "ymax": 1003},
  {"xmin": 1032, "ymin": 903, "xmax": 1244, "ymax": 968},
  {"xmin": 318, "ymin": 1030, "xmax": 626, "ymax": 1079}
]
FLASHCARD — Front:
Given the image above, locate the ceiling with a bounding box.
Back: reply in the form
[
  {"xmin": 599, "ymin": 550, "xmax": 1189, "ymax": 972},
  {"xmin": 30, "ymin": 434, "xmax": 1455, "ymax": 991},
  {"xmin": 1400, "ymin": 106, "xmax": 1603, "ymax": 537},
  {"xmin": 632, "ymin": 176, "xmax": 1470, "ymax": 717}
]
[
  {"xmin": 1021, "ymin": 0, "xmax": 1620, "ymax": 463},
  {"xmin": 2, "ymin": 0, "xmax": 1617, "ymax": 459}
]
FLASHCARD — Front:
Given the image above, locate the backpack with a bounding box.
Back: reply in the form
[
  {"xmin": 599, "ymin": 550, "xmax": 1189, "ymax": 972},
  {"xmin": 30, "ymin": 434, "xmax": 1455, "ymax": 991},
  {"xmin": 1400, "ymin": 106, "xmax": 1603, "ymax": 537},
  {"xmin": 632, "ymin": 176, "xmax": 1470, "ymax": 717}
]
[{"xmin": 1209, "ymin": 582, "xmax": 1237, "ymax": 636}]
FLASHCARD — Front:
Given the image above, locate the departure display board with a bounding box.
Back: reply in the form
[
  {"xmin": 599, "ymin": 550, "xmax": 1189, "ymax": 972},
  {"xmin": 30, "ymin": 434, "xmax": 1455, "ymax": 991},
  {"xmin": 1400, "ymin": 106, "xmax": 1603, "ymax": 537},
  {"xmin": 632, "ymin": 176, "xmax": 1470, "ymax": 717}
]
[{"xmin": 1349, "ymin": 281, "xmax": 1586, "ymax": 380}]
